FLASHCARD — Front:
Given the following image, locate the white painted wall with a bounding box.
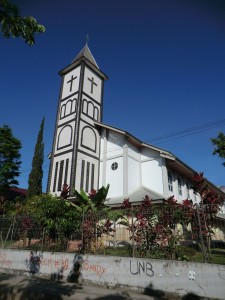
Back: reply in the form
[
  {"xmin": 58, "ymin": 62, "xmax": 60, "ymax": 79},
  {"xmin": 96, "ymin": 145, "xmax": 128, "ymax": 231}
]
[
  {"xmin": 107, "ymin": 132, "xmax": 124, "ymax": 159},
  {"xmin": 83, "ymin": 67, "xmax": 102, "ymax": 102},
  {"xmin": 61, "ymin": 66, "xmax": 81, "ymax": 99},
  {"xmin": 1, "ymin": 249, "xmax": 225, "ymax": 300},
  {"xmin": 128, "ymin": 157, "xmax": 140, "ymax": 194},
  {"xmin": 141, "ymin": 159, "xmax": 164, "ymax": 194},
  {"xmin": 106, "ymin": 157, "xmax": 124, "ymax": 198}
]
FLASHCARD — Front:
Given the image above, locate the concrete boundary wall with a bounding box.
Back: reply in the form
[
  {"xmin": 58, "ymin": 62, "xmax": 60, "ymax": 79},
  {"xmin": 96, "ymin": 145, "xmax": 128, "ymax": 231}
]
[{"xmin": 0, "ymin": 248, "xmax": 225, "ymax": 299}]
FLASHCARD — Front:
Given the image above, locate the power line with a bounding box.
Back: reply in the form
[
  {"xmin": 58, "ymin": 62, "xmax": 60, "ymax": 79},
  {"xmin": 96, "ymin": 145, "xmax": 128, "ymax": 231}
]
[{"xmin": 144, "ymin": 118, "xmax": 225, "ymax": 144}]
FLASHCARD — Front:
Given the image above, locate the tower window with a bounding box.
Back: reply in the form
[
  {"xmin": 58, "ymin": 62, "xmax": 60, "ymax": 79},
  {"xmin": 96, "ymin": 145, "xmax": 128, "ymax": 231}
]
[
  {"xmin": 53, "ymin": 162, "xmax": 58, "ymax": 192},
  {"xmin": 168, "ymin": 171, "xmax": 173, "ymax": 192},
  {"xmin": 86, "ymin": 162, "xmax": 90, "ymax": 192},
  {"xmin": 64, "ymin": 159, "xmax": 69, "ymax": 184},
  {"xmin": 91, "ymin": 163, "xmax": 95, "ymax": 190},
  {"xmin": 58, "ymin": 160, "xmax": 64, "ymax": 191},
  {"xmin": 111, "ymin": 162, "xmax": 118, "ymax": 170},
  {"xmin": 80, "ymin": 160, "xmax": 85, "ymax": 190}
]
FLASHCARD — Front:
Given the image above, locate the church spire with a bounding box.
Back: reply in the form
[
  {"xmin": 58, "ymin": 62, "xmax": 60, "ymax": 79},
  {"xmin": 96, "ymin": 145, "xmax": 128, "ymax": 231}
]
[{"xmin": 72, "ymin": 43, "xmax": 99, "ymax": 69}]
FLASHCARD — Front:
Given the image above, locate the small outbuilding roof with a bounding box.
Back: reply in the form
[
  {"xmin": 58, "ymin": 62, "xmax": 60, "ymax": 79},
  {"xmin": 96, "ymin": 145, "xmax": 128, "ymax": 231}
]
[{"xmin": 105, "ymin": 185, "xmax": 165, "ymax": 207}]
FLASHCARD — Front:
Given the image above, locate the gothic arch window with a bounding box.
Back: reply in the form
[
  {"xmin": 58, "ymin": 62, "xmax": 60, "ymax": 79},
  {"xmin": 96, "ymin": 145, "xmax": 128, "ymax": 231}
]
[
  {"xmin": 87, "ymin": 101, "xmax": 94, "ymax": 118},
  {"xmin": 82, "ymin": 99, "xmax": 88, "ymax": 114},
  {"xmin": 60, "ymin": 98, "xmax": 77, "ymax": 119},
  {"xmin": 71, "ymin": 98, "xmax": 76, "ymax": 112},
  {"xmin": 57, "ymin": 125, "xmax": 73, "ymax": 149},
  {"xmin": 60, "ymin": 104, "xmax": 66, "ymax": 119},
  {"xmin": 81, "ymin": 126, "xmax": 97, "ymax": 152},
  {"xmin": 65, "ymin": 100, "xmax": 73, "ymax": 115},
  {"xmin": 82, "ymin": 99, "xmax": 99, "ymax": 120}
]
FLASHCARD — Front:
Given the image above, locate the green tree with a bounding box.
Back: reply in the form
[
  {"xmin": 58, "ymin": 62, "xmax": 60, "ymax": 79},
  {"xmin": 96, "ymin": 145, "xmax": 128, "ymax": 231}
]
[
  {"xmin": 27, "ymin": 117, "xmax": 44, "ymax": 197},
  {"xmin": 0, "ymin": 125, "xmax": 22, "ymax": 196},
  {"xmin": 211, "ymin": 132, "xmax": 225, "ymax": 167},
  {"xmin": 24, "ymin": 194, "xmax": 82, "ymax": 248},
  {"xmin": 0, "ymin": 0, "xmax": 45, "ymax": 45}
]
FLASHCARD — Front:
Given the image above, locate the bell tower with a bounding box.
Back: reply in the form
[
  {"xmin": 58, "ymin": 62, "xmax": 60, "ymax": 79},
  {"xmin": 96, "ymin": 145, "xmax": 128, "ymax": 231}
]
[{"xmin": 47, "ymin": 44, "xmax": 108, "ymax": 195}]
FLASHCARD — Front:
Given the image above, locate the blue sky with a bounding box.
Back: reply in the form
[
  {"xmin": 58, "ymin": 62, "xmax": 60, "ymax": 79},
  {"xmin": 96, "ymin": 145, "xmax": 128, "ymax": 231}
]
[{"xmin": 1, "ymin": 0, "xmax": 225, "ymax": 191}]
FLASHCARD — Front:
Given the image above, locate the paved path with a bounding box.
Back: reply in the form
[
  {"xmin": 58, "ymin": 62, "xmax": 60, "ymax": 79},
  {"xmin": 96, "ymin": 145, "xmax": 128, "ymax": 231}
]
[{"xmin": 0, "ymin": 272, "xmax": 179, "ymax": 300}]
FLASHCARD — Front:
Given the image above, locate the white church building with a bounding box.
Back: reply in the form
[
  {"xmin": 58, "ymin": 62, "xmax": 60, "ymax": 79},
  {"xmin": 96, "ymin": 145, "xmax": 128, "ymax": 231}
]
[{"xmin": 47, "ymin": 44, "xmax": 225, "ymax": 208}]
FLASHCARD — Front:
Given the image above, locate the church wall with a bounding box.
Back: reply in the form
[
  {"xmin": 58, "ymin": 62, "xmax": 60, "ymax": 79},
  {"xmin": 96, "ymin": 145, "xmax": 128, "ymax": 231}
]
[
  {"xmin": 105, "ymin": 157, "xmax": 124, "ymax": 198},
  {"xmin": 128, "ymin": 157, "xmax": 140, "ymax": 194},
  {"xmin": 83, "ymin": 67, "xmax": 102, "ymax": 102},
  {"xmin": 61, "ymin": 66, "xmax": 81, "ymax": 99},
  {"xmin": 127, "ymin": 143, "xmax": 139, "ymax": 160},
  {"xmin": 106, "ymin": 132, "xmax": 124, "ymax": 159},
  {"xmin": 140, "ymin": 147, "xmax": 160, "ymax": 161},
  {"xmin": 126, "ymin": 142, "xmax": 141, "ymax": 194},
  {"xmin": 141, "ymin": 158, "xmax": 164, "ymax": 194}
]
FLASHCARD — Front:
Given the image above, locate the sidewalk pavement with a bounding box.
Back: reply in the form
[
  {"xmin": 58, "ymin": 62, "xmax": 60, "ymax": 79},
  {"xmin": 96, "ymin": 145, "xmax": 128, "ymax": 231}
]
[{"xmin": 0, "ymin": 272, "xmax": 179, "ymax": 300}]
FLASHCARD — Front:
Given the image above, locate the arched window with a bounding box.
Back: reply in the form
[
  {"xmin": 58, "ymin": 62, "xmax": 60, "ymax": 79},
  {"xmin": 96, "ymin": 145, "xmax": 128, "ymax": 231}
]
[
  {"xmin": 94, "ymin": 107, "xmax": 99, "ymax": 120},
  {"xmin": 65, "ymin": 100, "xmax": 73, "ymax": 115},
  {"xmin": 57, "ymin": 125, "xmax": 72, "ymax": 149},
  {"xmin": 82, "ymin": 99, "xmax": 88, "ymax": 114},
  {"xmin": 82, "ymin": 99, "xmax": 99, "ymax": 120},
  {"xmin": 81, "ymin": 126, "xmax": 97, "ymax": 152},
  {"xmin": 60, "ymin": 104, "xmax": 66, "ymax": 118},
  {"xmin": 87, "ymin": 101, "xmax": 94, "ymax": 118},
  {"xmin": 61, "ymin": 98, "xmax": 77, "ymax": 119}
]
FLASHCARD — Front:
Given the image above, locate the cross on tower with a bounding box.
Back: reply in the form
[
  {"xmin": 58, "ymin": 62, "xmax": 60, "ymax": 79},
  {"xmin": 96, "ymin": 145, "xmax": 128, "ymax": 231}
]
[
  {"xmin": 67, "ymin": 75, "xmax": 77, "ymax": 92},
  {"xmin": 88, "ymin": 77, "xmax": 97, "ymax": 94}
]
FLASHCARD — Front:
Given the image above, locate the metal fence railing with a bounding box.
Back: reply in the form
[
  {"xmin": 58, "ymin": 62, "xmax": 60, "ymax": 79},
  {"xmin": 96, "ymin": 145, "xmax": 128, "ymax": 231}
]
[{"xmin": 0, "ymin": 204, "xmax": 225, "ymax": 264}]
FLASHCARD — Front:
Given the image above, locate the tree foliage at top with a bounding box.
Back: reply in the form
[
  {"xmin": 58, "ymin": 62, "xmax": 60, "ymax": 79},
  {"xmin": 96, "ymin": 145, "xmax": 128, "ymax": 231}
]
[
  {"xmin": 0, "ymin": 0, "xmax": 45, "ymax": 45},
  {"xmin": 0, "ymin": 124, "xmax": 22, "ymax": 195},
  {"xmin": 27, "ymin": 118, "xmax": 44, "ymax": 197},
  {"xmin": 211, "ymin": 132, "xmax": 225, "ymax": 167}
]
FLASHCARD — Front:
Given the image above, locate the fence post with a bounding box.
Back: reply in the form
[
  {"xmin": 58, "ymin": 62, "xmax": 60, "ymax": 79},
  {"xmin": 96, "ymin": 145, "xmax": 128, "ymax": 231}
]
[
  {"xmin": 131, "ymin": 205, "xmax": 135, "ymax": 258},
  {"xmin": 81, "ymin": 209, "xmax": 84, "ymax": 253},
  {"xmin": 41, "ymin": 228, "xmax": 45, "ymax": 252},
  {"xmin": 10, "ymin": 215, "xmax": 16, "ymax": 248}
]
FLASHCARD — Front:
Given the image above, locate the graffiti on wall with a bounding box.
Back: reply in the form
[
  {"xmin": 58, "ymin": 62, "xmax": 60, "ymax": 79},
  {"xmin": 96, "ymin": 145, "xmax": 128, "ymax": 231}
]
[
  {"xmin": 82, "ymin": 259, "xmax": 106, "ymax": 278},
  {"xmin": 25, "ymin": 251, "xmax": 70, "ymax": 276},
  {"xmin": 130, "ymin": 260, "xmax": 154, "ymax": 277},
  {"xmin": 41, "ymin": 256, "xmax": 69, "ymax": 271},
  {"xmin": 0, "ymin": 250, "xmax": 12, "ymax": 268}
]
